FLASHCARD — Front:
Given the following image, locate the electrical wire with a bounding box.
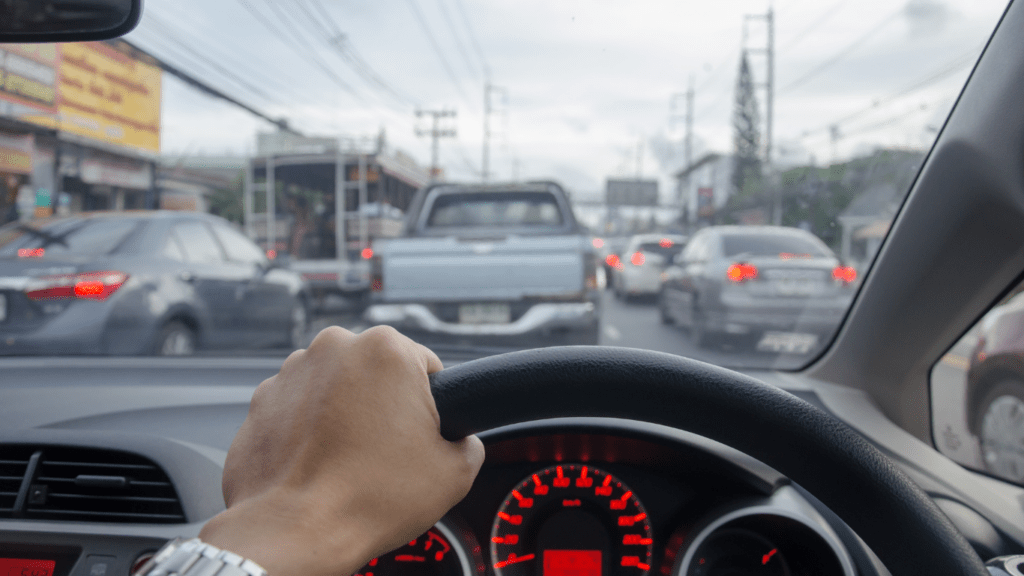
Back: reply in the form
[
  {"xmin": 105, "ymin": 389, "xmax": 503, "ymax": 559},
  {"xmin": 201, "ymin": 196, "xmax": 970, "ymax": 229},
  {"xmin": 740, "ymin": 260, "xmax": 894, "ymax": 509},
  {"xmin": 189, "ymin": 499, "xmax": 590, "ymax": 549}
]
[
  {"xmin": 780, "ymin": 6, "xmax": 903, "ymax": 93},
  {"xmin": 450, "ymin": 0, "xmax": 491, "ymax": 79},
  {"xmin": 777, "ymin": 0, "xmax": 847, "ymax": 53},
  {"xmin": 403, "ymin": 0, "xmax": 472, "ymax": 104},
  {"xmin": 435, "ymin": 0, "xmax": 480, "ymax": 79}
]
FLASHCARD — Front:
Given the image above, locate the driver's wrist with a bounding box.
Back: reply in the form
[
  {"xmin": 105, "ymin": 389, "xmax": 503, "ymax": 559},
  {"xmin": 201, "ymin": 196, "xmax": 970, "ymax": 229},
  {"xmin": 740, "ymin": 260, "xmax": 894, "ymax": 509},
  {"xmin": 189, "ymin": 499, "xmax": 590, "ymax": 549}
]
[{"xmin": 199, "ymin": 487, "xmax": 373, "ymax": 576}]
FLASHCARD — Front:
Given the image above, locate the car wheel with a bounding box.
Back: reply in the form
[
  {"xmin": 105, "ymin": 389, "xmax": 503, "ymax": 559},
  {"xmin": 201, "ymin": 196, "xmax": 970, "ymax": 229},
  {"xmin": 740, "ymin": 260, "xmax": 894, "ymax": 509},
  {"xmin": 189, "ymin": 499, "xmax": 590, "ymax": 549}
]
[
  {"xmin": 289, "ymin": 300, "xmax": 309, "ymax": 349},
  {"xmin": 977, "ymin": 379, "xmax": 1024, "ymax": 482},
  {"xmin": 155, "ymin": 321, "xmax": 196, "ymax": 356},
  {"xmin": 658, "ymin": 292, "xmax": 674, "ymax": 325}
]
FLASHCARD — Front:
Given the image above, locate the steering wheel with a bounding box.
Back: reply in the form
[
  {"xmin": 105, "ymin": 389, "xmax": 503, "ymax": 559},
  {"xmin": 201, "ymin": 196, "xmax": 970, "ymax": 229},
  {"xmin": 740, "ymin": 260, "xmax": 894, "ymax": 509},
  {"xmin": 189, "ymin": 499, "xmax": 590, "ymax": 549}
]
[{"xmin": 429, "ymin": 347, "xmax": 988, "ymax": 576}]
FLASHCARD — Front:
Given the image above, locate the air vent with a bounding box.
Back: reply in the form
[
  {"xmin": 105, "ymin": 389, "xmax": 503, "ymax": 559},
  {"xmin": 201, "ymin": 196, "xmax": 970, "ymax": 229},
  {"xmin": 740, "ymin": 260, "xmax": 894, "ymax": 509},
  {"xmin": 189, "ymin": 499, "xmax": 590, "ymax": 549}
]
[
  {"xmin": 0, "ymin": 446, "xmax": 186, "ymax": 523},
  {"xmin": 0, "ymin": 446, "xmax": 34, "ymax": 515}
]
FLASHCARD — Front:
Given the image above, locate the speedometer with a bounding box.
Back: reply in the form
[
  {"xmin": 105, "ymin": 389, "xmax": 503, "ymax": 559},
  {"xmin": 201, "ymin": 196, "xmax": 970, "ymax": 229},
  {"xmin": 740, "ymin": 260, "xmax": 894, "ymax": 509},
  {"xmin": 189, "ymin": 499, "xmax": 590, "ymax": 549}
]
[{"xmin": 490, "ymin": 465, "xmax": 652, "ymax": 576}]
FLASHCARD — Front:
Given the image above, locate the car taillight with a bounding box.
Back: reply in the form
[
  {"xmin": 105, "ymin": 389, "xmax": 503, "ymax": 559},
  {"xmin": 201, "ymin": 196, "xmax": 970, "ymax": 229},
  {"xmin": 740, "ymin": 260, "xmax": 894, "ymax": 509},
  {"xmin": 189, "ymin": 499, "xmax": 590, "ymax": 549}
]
[
  {"xmin": 370, "ymin": 255, "xmax": 383, "ymax": 292},
  {"xmin": 25, "ymin": 271, "xmax": 129, "ymax": 301},
  {"xmin": 832, "ymin": 266, "xmax": 857, "ymax": 284},
  {"xmin": 361, "ymin": 247, "xmax": 374, "ymax": 259},
  {"xmin": 592, "ymin": 238, "xmax": 604, "ymax": 249},
  {"xmin": 726, "ymin": 263, "xmax": 758, "ymax": 282},
  {"xmin": 659, "ymin": 238, "xmax": 673, "ymax": 248},
  {"xmin": 630, "ymin": 252, "xmax": 645, "ymax": 266}
]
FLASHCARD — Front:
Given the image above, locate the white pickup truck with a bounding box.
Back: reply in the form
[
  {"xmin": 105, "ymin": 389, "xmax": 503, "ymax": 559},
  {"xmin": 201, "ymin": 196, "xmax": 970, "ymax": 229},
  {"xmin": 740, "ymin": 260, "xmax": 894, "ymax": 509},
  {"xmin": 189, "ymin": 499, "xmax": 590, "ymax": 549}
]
[{"xmin": 364, "ymin": 182, "xmax": 602, "ymax": 346}]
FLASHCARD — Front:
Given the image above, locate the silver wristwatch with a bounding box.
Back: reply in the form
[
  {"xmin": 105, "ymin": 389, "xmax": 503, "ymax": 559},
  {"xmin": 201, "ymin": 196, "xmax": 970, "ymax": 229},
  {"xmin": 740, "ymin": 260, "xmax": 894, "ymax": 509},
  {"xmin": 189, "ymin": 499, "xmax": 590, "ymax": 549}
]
[{"xmin": 133, "ymin": 538, "xmax": 268, "ymax": 576}]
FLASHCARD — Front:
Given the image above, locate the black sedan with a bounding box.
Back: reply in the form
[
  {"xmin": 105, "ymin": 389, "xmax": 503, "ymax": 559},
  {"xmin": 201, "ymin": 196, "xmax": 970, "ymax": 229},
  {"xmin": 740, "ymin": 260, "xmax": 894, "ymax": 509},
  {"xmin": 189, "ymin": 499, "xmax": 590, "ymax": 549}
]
[
  {"xmin": 658, "ymin": 225, "xmax": 856, "ymax": 353},
  {"xmin": 0, "ymin": 211, "xmax": 310, "ymax": 355}
]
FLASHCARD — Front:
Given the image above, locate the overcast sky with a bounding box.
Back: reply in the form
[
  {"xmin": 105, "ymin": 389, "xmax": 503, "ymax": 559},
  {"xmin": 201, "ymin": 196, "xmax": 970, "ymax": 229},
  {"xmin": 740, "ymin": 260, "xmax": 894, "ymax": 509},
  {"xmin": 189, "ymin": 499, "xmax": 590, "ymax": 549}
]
[{"xmin": 125, "ymin": 0, "xmax": 1008, "ymax": 196}]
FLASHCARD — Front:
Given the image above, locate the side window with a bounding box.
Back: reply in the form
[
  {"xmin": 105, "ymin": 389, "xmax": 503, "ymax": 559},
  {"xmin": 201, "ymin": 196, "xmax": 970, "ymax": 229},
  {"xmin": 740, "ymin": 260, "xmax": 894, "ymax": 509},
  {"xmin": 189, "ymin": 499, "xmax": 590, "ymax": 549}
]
[
  {"xmin": 685, "ymin": 236, "xmax": 706, "ymax": 262},
  {"xmin": 162, "ymin": 235, "xmax": 186, "ymax": 262},
  {"xmin": 173, "ymin": 222, "xmax": 224, "ymax": 264},
  {"xmin": 932, "ymin": 280, "xmax": 1024, "ymax": 486},
  {"xmin": 212, "ymin": 225, "xmax": 266, "ymax": 265}
]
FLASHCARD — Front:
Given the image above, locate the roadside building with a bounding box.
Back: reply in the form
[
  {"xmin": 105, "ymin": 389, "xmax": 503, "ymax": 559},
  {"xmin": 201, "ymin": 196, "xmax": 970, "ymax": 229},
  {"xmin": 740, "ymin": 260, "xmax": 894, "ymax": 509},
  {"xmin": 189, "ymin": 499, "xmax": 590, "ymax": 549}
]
[
  {"xmin": 0, "ymin": 40, "xmax": 161, "ymax": 222},
  {"xmin": 674, "ymin": 153, "xmax": 734, "ymax": 227}
]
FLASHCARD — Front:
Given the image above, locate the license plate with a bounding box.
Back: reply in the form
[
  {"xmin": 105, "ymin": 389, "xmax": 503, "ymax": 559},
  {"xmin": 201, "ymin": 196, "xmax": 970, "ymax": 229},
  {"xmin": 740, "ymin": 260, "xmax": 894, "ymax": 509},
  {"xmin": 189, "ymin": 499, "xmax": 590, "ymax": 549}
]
[
  {"xmin": 0, "ymin": 293, "xmax": 5, "ymax": 322},
  {"xmin": 774, "ymin": 279, "xmax": 820, "ymax": 296},
  {"xmin": 757, "ymin": 332, "xmax": 818, "ymax": 354},
  {"xmin": 458, "ymin": 303, "xmax": 511, "ymax": 324}
]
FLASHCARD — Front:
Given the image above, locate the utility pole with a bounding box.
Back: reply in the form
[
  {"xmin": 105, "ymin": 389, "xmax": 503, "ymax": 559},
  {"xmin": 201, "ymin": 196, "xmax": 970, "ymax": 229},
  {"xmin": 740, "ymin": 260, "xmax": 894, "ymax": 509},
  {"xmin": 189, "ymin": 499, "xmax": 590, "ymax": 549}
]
[
  {"xmin": 636, "ymin": 138, "xmax": 644, "ymax": 179},
  {"xmin": 744, "ymin": 4, "xmax": 776, "ymax": 222},
  {"xmin": 415, "ymin": 109, "xmax": 457, "ymax": 182},
  {"xmin": 670, "ymin": 78, "xmax": 694, "ymax": 209},
  {"xmin": 482, "ymin": 82, "xmax": 507, "ymax": 183}
]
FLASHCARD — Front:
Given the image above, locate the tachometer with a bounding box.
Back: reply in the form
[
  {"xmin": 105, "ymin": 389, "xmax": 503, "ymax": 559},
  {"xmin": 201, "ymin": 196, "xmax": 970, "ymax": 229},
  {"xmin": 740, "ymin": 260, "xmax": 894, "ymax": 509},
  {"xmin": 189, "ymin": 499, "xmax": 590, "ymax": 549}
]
[{"xmin": 490, "ymin": 465, "xmax": 652, "ymax": 576}]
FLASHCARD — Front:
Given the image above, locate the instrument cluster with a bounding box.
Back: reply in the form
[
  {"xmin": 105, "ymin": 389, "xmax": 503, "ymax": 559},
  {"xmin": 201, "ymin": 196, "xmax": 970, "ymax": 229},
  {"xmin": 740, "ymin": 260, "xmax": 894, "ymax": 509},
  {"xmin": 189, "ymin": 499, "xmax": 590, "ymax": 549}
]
[{"xmin": 354, "ymin": 432, "xmax": 856, "ymax": 576}]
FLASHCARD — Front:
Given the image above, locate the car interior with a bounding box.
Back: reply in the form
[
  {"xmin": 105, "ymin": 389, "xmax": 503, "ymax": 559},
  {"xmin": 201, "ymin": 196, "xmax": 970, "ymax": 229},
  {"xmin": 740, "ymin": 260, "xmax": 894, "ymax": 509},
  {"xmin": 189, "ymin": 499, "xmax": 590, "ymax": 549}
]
[{"xmin": 3, "ymin": 1, "xmax": 1024, "ymax": 576}]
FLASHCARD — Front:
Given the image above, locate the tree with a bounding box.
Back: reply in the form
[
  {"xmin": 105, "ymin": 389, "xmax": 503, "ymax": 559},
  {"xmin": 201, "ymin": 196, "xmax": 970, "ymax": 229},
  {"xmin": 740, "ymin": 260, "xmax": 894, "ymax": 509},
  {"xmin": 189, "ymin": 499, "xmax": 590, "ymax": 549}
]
[{"xmin": 732, "ymin": 53, "xmax": 762, "ymax": 197}]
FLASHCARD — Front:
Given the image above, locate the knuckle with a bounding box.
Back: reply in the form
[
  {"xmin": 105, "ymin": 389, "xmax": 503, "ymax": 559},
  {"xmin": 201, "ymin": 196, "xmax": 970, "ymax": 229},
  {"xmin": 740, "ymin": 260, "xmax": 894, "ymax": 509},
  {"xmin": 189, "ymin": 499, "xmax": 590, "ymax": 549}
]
[
  {"xmin": 250, "ymin": 376, "xmax": 275, "ymax": 408},
  {"xmin": 308, "ymin": 325, "xmax": 350, "ymax": 351},
  {"xmin": 358, "ymin": 325, "xmax": 406, "ymax": 355}
]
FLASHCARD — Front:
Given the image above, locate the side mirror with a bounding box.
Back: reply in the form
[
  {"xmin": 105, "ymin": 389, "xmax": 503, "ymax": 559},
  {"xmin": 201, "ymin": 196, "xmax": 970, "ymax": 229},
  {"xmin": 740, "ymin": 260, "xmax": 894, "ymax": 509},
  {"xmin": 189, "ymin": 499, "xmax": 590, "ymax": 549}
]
[{"xmin": 0, "ymin": 0, "xmax": 141, "ymax": 42}]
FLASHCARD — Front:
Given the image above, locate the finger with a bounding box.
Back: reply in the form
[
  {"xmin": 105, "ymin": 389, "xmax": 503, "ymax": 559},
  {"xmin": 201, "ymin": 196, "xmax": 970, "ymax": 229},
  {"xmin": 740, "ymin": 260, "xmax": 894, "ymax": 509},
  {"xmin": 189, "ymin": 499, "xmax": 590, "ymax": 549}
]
[
  {"xmin": 451, "ymin": 434, "xmax": 485, "ymax": 476},
  {"xmin": 418, "ymin": 343, "xmax": 444, "ymax": 374}
]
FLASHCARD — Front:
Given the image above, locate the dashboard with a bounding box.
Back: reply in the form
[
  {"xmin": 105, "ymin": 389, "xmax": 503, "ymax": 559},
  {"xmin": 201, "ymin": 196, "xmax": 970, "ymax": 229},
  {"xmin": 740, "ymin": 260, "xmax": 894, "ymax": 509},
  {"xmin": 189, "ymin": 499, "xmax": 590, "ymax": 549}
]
[{"xmin": 2, "ymin": 357, "xmax": 1024, "ymax": 576}]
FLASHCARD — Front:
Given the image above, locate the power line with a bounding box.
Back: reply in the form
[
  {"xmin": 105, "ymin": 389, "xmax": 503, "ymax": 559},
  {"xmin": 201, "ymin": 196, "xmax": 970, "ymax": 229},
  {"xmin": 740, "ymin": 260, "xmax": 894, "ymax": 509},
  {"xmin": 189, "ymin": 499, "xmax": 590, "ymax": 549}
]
[
  {"xmin": 777, "ymin": 0, "xmax": 847, "ymax": 53},
  {"xmin": 797, "ymin": 43, "xmax": 982, "ymax": 138},
  {"xmin": 232, "ymin": 0, "xmax": 364, "ymax": 100},
  {"xmin": 780, "ymin": 6, "xmax": 902, "ymax": 93},
  {"xmin": 450, "ymin": 0, "xmax": 491, "ymax": 78},
  {"xmin": 403, "ymin": 0, "xmax": 472, "ymax": 103},
  {"xmin": 435, "ymin": 0, "xmax": 480, "ymax": 79}
]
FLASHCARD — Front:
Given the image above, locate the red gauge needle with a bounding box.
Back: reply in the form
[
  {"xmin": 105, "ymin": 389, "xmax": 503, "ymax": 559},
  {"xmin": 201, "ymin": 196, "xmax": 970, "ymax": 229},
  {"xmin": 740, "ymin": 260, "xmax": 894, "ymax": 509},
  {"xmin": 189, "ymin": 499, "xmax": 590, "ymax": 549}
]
[
  {"xmin": 395, "ymin": 555, "xmax": 426, "ymax": 563},
  {"xmin": 762, "ymin": 549, "xmax": 778, "ymax": 565},
  {"xmin": 494, "ymin": 554, "xmax": 536, "ymax": 569}
]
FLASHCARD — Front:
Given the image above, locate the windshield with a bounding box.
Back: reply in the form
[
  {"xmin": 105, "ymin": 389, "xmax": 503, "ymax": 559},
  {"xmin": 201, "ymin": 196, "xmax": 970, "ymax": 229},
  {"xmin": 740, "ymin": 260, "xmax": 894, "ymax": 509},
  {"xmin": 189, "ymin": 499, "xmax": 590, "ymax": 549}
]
[
  {"xmin": 426, "ymin": 191, "xmax": 564, "ymax": 228},
  {"xmin": 0, "ymin": 0, "xmax": 1008, "ymax": 374}
]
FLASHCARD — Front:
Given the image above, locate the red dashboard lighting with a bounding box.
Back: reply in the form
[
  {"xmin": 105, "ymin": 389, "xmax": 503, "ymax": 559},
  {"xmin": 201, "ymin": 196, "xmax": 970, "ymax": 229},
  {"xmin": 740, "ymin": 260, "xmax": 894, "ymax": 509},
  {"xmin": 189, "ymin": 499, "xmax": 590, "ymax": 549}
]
[
  {"xmin": 0, "ymin": 559, "xmax": 55, "ymax": 576},
  {"xmin": 762, "ymin": 549, "xmax": 778, "ymax": 565},
  {"xmin": 544, "ymin": 550, "xmax": 601, "ymax": 576}
]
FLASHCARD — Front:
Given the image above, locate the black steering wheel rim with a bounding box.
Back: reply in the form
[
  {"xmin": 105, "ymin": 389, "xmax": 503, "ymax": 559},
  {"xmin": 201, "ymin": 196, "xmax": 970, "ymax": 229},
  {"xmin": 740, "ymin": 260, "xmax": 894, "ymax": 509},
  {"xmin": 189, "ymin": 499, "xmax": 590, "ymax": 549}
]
[{"xmin": 429, "ymin": 346, "xmax": 987, "ymax": 576}]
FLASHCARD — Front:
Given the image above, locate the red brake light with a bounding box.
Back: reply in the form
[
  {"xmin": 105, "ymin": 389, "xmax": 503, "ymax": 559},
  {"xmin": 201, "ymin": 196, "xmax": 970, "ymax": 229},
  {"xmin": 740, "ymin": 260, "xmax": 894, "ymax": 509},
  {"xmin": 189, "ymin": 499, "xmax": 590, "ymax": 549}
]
[
  {"xmin": 266, "ymin": 249, "xmax": 277, "ymax": 260},
  {"xmin": 361, "ymin": 247, "xmax": 374, "ymax": 259},
  {"xmin": 726, "ymin": 263, "xmax": 758, "ymax": 282},
  {"xmin": 659, "ymin": 238, "xmax": 673, "ymax": 248},
  {"xmin": 26, "ymin": 271, "xmax": 128, "ymax": 301},
  {"xmin": 833, "ymin": 266, "xmax": 857, "ymax": 283},
  {"xmin": 592, "ymin": 238, "xmax": 604, "ymax": 249},
  {"xmin": 606, "ymin": 254, "xmax": 623, "ymax": 270},
  {"xmin": 18, "ymin": 248, "xmax": 44, "ymax": 258},
  {"xmin": 630, "ymin": 252, "xmax": 645, "ymax": 266}
]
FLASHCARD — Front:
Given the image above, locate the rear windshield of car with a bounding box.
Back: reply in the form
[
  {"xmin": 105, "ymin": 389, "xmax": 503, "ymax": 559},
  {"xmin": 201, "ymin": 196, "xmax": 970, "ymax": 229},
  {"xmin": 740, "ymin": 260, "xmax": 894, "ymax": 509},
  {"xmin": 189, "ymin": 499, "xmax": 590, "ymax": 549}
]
[
  {"xmin": 637, "ymin": 241, "xmax": 685, "ymax": 259},
  {"xmin": 0, "ymin": 218, "xmax": 140, "ymax": 257},
  {"xmin": 721, "ymin": 233, "xmax": 831, "ymax": 258},
  {"xmin": 426, "ymin": 191, "xmax": 564, "ymax": 228}
]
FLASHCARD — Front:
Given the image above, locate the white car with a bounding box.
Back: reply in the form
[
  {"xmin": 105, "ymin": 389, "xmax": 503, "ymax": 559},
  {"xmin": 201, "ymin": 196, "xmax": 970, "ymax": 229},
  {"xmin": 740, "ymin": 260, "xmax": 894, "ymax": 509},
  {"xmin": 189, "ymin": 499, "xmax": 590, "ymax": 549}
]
[{"xmin": 610, "ymin": 234, "xmax": 687, "ymax": 299}]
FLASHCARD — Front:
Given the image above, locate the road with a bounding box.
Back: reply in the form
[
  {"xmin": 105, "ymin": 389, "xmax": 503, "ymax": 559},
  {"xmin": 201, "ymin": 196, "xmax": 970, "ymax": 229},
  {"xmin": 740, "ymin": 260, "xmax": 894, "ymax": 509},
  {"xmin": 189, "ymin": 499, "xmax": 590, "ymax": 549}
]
[{"xmin": 306, "ymin": 289, "xmax": 815, "ymax": 370}]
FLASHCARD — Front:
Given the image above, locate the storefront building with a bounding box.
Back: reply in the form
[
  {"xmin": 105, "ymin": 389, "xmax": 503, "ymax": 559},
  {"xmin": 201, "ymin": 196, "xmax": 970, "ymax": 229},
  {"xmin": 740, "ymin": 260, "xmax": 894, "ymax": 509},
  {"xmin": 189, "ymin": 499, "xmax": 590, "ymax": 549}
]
[{"xmin": 0, "ymin": 40, "xmax": 161, "ymax": 224}]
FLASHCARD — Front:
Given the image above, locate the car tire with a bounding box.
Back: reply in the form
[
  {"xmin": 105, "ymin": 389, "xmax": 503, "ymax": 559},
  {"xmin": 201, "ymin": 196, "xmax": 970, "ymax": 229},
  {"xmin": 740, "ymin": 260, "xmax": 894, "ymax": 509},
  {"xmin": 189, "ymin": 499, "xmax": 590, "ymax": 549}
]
[
  {"xmin": 976, "ymin": 379, "xmax": 1024, "ymax": 483},
  {"xmin": 155, "ymin": 321, "xmax": 196, "ymax": 356},
  {"xmin": 658, "ymin": 292, "xmax": 674, "ymax": 325},
  {"xmin": 289, "ymin": 299, "xmax": 309, "ymax": 349}
]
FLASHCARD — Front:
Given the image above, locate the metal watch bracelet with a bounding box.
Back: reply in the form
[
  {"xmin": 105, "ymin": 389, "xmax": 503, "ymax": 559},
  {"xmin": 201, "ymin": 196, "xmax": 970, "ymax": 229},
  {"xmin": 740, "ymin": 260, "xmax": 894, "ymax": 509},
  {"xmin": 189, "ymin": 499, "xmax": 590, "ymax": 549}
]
[{"xmin": 133, "ymin": 538, "xmax": 268, "ymax": 576}]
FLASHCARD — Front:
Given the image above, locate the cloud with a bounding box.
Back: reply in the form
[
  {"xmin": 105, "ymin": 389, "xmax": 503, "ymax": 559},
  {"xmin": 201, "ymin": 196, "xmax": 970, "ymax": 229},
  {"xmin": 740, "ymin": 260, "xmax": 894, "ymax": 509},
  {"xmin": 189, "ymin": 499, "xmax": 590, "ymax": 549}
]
[{"xmin": 904, "ymin": 0, "xmax": 952, "ymax": 35}]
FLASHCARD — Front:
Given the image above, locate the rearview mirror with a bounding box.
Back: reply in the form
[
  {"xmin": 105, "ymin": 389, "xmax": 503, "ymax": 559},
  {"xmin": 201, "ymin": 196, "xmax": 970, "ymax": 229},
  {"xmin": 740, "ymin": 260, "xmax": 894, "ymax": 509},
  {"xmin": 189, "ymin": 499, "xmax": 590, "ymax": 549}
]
[{"xmin": 0, "ymin": 0, "xmax": 141, "ymax": 42}]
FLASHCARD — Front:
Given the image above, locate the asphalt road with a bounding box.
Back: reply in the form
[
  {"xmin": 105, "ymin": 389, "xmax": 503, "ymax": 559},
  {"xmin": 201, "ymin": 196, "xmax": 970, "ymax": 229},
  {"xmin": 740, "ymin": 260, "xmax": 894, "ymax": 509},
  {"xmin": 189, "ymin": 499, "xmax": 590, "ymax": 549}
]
[{"xmin": 307, "ymin": 290, "xmax": 818, "ymax": 370}]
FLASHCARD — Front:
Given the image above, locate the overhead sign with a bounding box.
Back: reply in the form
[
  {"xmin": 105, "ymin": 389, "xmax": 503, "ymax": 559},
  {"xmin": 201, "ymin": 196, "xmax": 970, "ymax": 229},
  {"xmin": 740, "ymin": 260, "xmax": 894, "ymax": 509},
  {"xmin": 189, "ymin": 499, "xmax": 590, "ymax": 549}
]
[
  {"xmin": 606, "ymin": 179, "xmax": 658, "ymax": 206},
  {"xmin": 57, "ymin": 42, "xmax": 162, "ymax": 153}
]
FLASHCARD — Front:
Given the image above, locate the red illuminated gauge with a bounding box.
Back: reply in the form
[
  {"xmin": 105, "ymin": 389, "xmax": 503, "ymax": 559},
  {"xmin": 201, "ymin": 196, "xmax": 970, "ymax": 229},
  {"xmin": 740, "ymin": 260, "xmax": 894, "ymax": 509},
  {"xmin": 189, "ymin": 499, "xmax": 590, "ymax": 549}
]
[
  {"xmin": 356, "ymin": 524, "xmax": 474, "ymax": 576},
  {"xmin": 490, "ymin": 465, "xmax": 652, "ymax": 576}
]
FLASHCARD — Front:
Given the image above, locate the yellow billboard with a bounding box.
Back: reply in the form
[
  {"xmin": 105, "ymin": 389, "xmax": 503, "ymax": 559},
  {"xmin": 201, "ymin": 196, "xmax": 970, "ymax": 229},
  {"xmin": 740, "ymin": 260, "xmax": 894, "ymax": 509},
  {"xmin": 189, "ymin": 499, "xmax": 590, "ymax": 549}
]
[{"xmin": 57, "ymin": 42, "xmax": 161, "ymax": 153}]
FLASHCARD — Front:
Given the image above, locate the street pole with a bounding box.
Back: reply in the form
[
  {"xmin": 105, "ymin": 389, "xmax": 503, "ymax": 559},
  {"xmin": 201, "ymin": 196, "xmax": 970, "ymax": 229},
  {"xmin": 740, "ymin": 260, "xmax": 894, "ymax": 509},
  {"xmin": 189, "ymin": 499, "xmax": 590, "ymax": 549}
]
[
  {"xmin": 744, "ymin": 6, "xmax": 777, "ymax": 223},
  {"xmin": 416, "ymin": 109, "xmax": 457, "ymax": 182},
  {"xmin": 266, "ymin": 155, "xmax": 275, "ymax": 258}
]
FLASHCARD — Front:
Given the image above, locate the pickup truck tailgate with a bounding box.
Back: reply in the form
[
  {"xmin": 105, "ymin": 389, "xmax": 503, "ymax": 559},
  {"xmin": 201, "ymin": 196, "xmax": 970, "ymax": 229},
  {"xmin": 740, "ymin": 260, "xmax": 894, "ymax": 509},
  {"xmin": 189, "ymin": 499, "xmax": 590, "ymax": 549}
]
[{"xmin": 381, "ymin": 235, "xmax": 585, "ymax": 301}]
